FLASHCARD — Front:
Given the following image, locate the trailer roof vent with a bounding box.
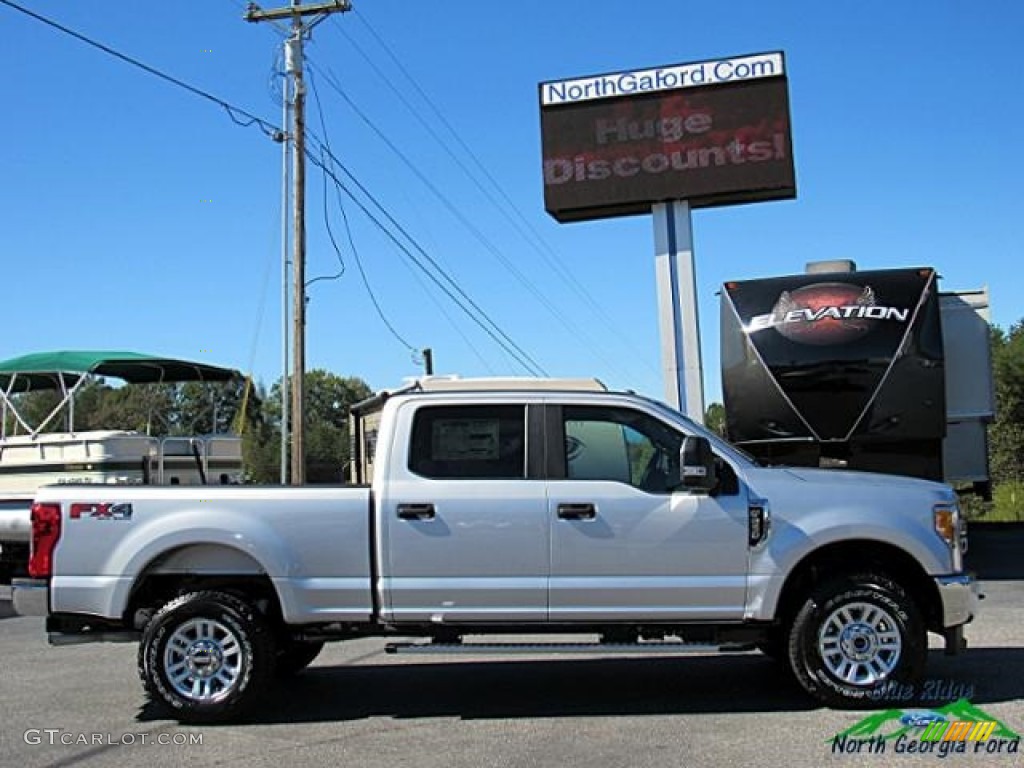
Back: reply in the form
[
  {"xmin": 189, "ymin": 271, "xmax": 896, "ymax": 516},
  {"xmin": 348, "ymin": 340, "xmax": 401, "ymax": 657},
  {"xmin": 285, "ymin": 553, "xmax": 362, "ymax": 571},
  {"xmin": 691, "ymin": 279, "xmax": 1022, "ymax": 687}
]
[{"xmin": 806, "ymin": 259, "xmax": 856, "ymax": 274}]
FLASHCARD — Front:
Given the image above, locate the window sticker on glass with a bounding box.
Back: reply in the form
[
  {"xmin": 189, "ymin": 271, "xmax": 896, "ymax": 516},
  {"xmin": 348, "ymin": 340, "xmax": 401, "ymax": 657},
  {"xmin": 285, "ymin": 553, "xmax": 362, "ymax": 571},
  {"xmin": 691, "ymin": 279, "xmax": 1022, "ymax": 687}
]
[{"xmin": 432, "ymin": 419, "xmax": 500, "ymax": 461}]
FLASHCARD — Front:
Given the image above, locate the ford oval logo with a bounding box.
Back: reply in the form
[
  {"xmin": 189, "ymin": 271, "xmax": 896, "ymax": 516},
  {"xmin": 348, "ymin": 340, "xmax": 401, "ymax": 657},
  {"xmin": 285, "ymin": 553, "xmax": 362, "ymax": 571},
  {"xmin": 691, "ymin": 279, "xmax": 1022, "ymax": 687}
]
[{"xmin": 899, "ymin": 711, "xmax": 947, "ymax": 728}]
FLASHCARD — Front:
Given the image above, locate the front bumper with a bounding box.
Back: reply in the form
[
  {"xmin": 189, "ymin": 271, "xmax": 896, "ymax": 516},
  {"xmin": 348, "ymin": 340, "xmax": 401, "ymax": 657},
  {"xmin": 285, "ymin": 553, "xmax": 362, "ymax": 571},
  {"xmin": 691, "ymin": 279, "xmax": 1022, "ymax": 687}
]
[
  {"xmin": 11, "ymin": 577, "xmax": 48, "ymax": 617},
  {"xmin": 935, "ymin": 572, "xmax": 980, "ymax": 628}
]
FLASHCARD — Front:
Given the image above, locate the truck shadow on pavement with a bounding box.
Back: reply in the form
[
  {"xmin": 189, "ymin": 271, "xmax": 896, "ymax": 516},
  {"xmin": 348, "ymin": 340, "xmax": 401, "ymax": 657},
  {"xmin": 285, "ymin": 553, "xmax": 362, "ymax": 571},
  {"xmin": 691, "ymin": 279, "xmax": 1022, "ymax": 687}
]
[
  {"xmin": 144, "ymin": 654, "xmax": 810, "ymax": 723},
  {"xmin": 139, "ymin": 647, "xmax": 1024, "ymax": 724}
]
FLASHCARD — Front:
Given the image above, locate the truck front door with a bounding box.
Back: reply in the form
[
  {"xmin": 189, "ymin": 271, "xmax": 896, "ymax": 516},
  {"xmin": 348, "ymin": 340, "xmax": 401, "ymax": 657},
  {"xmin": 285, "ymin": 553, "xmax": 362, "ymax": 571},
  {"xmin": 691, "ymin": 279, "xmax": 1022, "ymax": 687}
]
[{"xmin": 546, "ymin": 404, "xmax": 750, "ymax": 622}]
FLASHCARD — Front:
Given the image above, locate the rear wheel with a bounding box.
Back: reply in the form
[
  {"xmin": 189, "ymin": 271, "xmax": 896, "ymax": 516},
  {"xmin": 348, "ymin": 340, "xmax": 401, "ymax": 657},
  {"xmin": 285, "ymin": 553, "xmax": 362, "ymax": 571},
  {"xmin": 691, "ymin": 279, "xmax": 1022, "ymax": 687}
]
[
  {"xmin": 788, "ymin": 573, "xmax": 925, "ymax": 707},
  {"xmin": 138, "ymin": 591, "xmax": 276, "ymax": 723}
]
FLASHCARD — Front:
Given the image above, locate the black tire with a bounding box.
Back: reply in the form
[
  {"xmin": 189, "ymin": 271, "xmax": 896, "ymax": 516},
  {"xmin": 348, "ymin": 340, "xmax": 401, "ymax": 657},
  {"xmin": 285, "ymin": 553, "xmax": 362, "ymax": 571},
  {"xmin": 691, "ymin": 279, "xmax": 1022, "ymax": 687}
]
[
  {"xmin": 138, "ymin": 591, "xmax": 276, "ymax": 723},
  {"xmin": 275, "ymin": 639, "xmax": 325, "ymax": 677},
  {"xmin": 787, "ymin": 573, "xmax": 926, "ymax": 708}
]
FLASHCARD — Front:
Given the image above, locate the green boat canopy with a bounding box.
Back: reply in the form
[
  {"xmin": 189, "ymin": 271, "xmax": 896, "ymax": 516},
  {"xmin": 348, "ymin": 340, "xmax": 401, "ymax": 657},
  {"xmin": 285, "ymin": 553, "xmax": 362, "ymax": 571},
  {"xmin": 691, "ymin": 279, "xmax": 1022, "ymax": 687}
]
[{"xmin": 0, "ymin": 350, "xmax": 241, "ymax": 393}]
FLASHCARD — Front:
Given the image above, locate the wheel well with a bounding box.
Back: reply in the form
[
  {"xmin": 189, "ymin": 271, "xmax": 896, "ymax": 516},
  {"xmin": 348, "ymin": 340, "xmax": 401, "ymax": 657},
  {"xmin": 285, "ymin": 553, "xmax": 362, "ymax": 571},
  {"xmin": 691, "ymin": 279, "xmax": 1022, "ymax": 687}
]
[
  {"xmin": 774, "ymin": 540, "xmax": 943, "ymax": 633},
  {"xmin": 125, "ymin": 546, "xmax": 284, "ymax": 632}
]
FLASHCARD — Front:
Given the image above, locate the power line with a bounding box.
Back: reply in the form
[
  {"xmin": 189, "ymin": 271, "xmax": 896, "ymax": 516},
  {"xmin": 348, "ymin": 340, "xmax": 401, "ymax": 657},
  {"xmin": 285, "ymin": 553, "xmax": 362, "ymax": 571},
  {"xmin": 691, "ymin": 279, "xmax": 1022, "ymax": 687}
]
[
  {"xmin": 308, "ymin": 70, "xmax": 418, "ymax": 355},
  {"xmin": 307, "ymin": 70, "xmax": 515, "ymax": 372},
  {"xmin": 345, "ymin": 10, "xmax": 659, "ymax": 379},
  {"xmin": 306, "ymin": 68, "xmax": 347, "ymax": 289},
  {"xmin": 307, "ymin": 57, "xmax": 629, "ymax": 380},
  {"xmin": 3, "ymin": 0, "xmax": 545, "ymax": 376},
  {"xmin": 315, "ymin": 145, "xmax": 501, "ymax": 374},
  {"xmin": 1, "ymin": 0, "xmax": 282, "ymax": 142},
  {"xmin": 306, "ymin": 144, "xmax": 546, "ymax": 376},
  {"xmin": 318, "ymin": 149, "xmax": 419, "ymax": 356},
  {"xmin": 304, "ymin": 140, "xmax": 547, "ymax": 376},
  {"xmin": 296, "ymin": 49, "xmax": 501, "ymax": 373}
]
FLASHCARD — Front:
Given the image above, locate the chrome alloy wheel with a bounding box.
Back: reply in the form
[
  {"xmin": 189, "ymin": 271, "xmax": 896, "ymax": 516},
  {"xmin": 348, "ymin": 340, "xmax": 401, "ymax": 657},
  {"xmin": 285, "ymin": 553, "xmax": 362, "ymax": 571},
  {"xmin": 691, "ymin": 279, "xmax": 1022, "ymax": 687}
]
[
  {"xmin": 817, "ymin": 601, "xmax": 902, "ymax": 686},
  {"xmin": 163, "ymin": 618, "xmax": 244, "ymax": 702}
]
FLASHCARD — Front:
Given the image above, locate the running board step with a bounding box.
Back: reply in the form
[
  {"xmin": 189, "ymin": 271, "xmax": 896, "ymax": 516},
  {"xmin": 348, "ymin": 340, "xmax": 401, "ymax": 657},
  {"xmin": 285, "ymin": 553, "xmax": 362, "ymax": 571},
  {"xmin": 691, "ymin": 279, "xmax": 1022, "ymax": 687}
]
[{"xmin": 386, "ymin": 641, "xmax": 756, "ymax": 655}]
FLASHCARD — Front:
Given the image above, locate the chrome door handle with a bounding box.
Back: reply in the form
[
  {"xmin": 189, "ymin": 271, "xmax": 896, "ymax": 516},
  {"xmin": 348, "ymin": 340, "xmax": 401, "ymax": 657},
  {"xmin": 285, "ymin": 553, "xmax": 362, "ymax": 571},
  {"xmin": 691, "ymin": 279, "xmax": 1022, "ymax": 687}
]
[
  {"xmin": 397, "ymin": 503, "xmax": 436, "ymax": 521},
  {"xmin": 557, "ymin": 503, "xmax": 596, "ymax": 521}
]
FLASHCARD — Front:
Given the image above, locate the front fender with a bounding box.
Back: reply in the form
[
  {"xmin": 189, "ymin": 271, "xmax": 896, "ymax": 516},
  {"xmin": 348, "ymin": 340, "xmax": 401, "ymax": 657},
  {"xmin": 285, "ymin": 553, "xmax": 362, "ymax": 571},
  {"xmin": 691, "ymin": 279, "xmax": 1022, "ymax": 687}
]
[{"xmin": 745, "ymin": 505, "xmax": 951, "ymax": 621}]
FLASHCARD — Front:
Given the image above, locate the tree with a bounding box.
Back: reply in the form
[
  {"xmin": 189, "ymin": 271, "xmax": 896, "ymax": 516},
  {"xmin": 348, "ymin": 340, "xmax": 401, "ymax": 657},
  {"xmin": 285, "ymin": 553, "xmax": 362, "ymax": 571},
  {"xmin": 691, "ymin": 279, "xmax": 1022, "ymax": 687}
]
[
  {"xmin": 704, "ymin": 402, "xmax": 726, "ymax": 437},
  {"xmin": 238, "ymin": 381, "xmax": 280, "ymax": 484},
  {"xmin": 262, "ymin": 370, "xmax": 373, "ymax": 484},
  {"xmin": 171, "ymin": 379, "xmax": 246, "ymax": 436},
  {"xmin": 3, "ymin": 388, "xmax": 66, "ymax": 434},
  {"xmin": 990, "ymin": 322, "xmax": 1024, "ymax": 484},
  {"xmin": 3, "ymin": 377, "xmax": 118, "ymax": 434},
  {"xmin": 83, "ymin": 383, "xmax": 176, "ymax": 434}
]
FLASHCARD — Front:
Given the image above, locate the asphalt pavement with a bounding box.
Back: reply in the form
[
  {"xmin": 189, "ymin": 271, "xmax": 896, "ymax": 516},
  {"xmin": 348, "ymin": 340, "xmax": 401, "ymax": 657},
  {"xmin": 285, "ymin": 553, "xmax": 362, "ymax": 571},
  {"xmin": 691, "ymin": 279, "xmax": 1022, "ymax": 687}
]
[{"xmin": 1, "ymin": 529, "xmax": 1022, "ymax": 768}]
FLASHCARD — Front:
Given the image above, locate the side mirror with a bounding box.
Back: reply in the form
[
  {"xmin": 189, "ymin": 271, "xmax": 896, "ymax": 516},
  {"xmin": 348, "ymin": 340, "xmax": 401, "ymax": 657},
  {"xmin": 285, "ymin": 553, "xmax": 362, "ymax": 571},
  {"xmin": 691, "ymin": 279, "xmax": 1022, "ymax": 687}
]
[{"xmin": 680, "ymin": 435, "xmax": 717, "ymax": 493}]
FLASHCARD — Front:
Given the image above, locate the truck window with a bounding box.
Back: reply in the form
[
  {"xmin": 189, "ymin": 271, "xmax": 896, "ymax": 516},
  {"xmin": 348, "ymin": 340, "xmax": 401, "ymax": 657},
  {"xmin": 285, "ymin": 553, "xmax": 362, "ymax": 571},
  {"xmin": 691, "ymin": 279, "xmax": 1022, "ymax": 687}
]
[
  {"xmin": 562, "ymin": 406, "xmax": 682, "ymax": 493},
  {"xmin": 409, "ymin": 405, "xmax": 526, "ymax": 479}
]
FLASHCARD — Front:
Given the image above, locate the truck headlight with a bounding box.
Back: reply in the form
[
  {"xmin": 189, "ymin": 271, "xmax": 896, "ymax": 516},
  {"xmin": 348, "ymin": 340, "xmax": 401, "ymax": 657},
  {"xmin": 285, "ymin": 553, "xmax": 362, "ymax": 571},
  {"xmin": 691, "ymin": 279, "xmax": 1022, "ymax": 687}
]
[{"xmin": 934, "ymin": 503, "xmax": 960, "ymax": 549}]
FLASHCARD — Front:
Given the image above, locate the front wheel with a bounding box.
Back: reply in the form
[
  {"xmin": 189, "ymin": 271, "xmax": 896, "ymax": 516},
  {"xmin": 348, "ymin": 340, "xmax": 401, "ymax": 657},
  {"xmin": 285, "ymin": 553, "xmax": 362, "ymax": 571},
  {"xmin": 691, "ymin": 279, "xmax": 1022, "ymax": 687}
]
[
  {"xmin": 138, "ymin": 591, "xmax": 276, "ymax": 723},
  {"xmin": 788, "ymin": 574, "xmax": 926, "ymax": 708}
]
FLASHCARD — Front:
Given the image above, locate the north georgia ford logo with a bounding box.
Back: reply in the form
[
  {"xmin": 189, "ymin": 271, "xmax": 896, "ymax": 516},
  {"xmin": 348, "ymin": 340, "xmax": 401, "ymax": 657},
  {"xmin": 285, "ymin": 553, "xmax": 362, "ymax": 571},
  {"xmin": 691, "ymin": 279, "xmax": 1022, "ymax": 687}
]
[{"xmin": 748, "ymin": 282, "xmax": 910, "ymax": 345}]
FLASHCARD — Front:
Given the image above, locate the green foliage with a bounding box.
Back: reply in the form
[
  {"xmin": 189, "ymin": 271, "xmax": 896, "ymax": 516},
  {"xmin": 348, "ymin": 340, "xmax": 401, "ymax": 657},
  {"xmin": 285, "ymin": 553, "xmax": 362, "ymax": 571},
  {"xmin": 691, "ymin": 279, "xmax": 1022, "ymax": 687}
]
[
  {"xmin": 990, "ymin": 482, "xmax": 1024, "ymax": 522},
  {"xmin": 236, "ymin": 381, "xmax": 280, "ymax": 485},
  {"xmin": 1, "ymin": 378, "xmax": 155, "ymax": 434},
  {"xmin": 975, "ymin": 320, "xmax": 1024, "ymax": 521},
  {"xmin": 171, "ymin": 380, "xmax": 246, "ymax": 436},
  {"xmin": 990, "ymin": 321, "xmax": 1024, "ymax": 484},
  {"xmin": 251, "ymin": 370, "xmax": 373, "ymax": 484},
  {"xmin": 704, "ymin": 402, "xmax": 726, "ymax": 437},
  {"xmin": 301, "ymin": 371, "xmax": 372, "ymax": 483},
  {"xmin": 966, "ymin": 481, "xmax": 1024, "ymax": 523},
  {"xmin": 3, "ymin": 389, "xmax": 64, "ymax": 434},
  {"xmin": 84, "ymin": 383, "xmax": 176, "ymax": 433},
  {"xmin": 2, "ymin": 368, "xmax": 373, "ymax": 485}
]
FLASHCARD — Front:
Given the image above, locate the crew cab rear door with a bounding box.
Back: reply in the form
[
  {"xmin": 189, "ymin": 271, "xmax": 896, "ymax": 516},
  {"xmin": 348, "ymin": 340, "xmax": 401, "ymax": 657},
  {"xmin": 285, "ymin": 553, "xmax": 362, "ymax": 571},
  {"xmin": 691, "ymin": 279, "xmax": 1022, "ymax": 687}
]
[
  {"xmin": 546, "ymin": 403, "xmax": 750, "ymax": 622},
  {"xmin": 378, "ymin": 400, "xmax": 549, "ymax": 623}
]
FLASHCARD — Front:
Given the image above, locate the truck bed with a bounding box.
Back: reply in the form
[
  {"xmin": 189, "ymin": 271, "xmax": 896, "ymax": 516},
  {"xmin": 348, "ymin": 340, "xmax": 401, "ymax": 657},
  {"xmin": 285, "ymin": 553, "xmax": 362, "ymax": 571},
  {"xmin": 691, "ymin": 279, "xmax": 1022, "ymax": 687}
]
[{"xmin": 43, "ymin": 484, "xmax": 375, "ymax": 625}]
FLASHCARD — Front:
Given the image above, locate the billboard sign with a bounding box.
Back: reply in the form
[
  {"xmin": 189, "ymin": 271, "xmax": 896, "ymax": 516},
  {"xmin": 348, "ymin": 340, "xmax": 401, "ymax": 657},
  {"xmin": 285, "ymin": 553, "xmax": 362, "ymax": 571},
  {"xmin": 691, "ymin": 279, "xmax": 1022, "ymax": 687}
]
[{"xmin": 539, "ymin": 52, "xmax": 796, "ymax": 222}]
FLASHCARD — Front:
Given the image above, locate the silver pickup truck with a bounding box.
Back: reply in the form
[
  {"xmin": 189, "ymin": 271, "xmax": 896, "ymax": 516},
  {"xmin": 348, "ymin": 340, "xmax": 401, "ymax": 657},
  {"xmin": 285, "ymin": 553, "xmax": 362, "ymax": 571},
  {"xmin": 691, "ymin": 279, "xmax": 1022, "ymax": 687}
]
[{"xmin": 14, "ymin": 377, "xmax": 979, "ymax": 722}]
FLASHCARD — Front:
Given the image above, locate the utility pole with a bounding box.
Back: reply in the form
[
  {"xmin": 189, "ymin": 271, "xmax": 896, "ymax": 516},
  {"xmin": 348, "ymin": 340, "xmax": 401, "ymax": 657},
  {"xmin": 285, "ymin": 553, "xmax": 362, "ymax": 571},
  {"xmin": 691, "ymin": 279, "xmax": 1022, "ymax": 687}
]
[
  {"xmin": 278, "ymin": 37, "xmax": 291, "ymax": 485},
  {"xmin": 245, "ymin": 0, "xmax": 352, "ymax": 485},
  {"xmin": 287, "ymin": 23, "xmax": 307, "ymax": 485}
]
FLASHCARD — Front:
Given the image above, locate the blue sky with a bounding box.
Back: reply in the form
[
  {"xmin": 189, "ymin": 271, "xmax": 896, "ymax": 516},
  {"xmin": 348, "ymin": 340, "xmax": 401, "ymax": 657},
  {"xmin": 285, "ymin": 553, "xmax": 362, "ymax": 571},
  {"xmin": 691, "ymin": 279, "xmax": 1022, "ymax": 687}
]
[{"xmin": 4, "ymin": 1, "xmax": 1022, "ymax": 407}]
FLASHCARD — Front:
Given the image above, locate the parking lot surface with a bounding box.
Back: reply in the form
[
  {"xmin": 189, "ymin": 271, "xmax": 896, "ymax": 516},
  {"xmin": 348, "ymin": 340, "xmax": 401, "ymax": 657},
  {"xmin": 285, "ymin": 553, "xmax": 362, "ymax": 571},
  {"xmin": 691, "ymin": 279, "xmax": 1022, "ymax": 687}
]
[{"xmin": 2, "ymin": 534, "xmax": 1022, "ymax": 768}]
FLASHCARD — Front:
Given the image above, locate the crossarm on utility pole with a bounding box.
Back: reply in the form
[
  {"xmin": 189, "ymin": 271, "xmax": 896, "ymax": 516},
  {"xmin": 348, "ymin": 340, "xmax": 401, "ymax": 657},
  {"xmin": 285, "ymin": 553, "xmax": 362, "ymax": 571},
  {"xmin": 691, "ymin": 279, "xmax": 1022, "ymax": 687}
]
[{"xmin": 245, "ymin": 1, "xmax": 351, "ymax": 23}]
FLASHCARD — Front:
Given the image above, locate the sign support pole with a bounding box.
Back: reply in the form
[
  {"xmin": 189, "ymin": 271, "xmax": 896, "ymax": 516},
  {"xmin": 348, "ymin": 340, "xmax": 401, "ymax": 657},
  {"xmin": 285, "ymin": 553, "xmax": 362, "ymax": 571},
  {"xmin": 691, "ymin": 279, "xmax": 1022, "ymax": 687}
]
[{"xmin": 653, "ymin": 200, "xmax": 705, "ymax": 422}]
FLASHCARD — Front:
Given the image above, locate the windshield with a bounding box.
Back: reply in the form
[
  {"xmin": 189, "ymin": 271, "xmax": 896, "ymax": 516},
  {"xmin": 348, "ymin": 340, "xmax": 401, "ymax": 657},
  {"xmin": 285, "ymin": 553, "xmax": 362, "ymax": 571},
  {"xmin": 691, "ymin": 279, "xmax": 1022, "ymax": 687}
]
[{"xmin": 639, "ymin": 395, "xmax": 761, "ymax": 468}]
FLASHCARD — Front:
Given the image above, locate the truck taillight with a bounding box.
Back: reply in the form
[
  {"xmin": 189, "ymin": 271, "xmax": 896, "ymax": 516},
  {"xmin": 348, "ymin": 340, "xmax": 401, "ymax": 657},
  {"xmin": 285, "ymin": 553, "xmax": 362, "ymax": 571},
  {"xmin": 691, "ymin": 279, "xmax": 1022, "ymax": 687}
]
[{"xmin": 28, "ymin": 502, "xmax": 62, "ymax": 578}]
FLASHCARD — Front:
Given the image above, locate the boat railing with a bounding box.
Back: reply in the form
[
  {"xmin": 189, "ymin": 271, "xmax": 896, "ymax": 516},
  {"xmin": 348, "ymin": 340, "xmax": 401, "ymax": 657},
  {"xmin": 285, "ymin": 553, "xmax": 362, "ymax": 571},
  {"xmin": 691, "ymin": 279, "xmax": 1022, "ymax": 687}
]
[{"xmin": 156, "ymin": 435, "xmax": 243, "ymax": 486}]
